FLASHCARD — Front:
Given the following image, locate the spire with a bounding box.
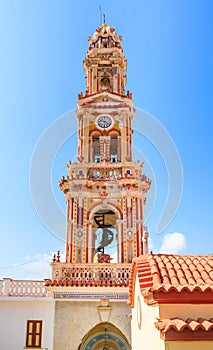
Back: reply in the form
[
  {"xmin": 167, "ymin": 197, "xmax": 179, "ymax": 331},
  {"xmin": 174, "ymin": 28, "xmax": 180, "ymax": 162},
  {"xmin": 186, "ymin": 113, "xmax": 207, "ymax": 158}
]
[{"xmin": 99, "ymin": 5, "xmax": 106, "ymax": 26}]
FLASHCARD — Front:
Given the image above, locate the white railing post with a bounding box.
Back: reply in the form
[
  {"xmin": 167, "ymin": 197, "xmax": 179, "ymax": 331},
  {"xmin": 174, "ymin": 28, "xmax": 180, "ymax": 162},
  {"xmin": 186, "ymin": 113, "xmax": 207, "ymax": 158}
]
[{"xmin": 2, "ymin": 278, "xmax": 12, "ymax": 296}]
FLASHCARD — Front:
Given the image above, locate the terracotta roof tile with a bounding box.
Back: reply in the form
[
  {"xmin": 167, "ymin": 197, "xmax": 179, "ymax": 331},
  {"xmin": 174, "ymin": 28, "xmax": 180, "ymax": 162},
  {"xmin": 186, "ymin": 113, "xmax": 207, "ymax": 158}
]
[
  {"xmin": 45, "ymin": 278, "xmax": 129, "ymax": 288},
  {"xmin": 156, "ymin": 317, "xmax": 213, "ymax": 341},
  {"xmin": 129, "ymin": 254, "xmax": 213, "ymax": 307},
  {"xmin": 155, "ymin": 317, "xmax": 213, "ymax": 333}
]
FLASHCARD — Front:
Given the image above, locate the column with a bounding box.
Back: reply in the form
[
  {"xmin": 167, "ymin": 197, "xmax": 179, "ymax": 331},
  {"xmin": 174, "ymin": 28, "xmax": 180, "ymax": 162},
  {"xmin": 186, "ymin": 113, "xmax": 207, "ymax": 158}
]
[
  {"xmin": 87, "ymin": 220, "xmax": 93, "ymax": 263},
  {"xmin": 117, "ymin": 219, "xmax": 124, "ymax": 263}
]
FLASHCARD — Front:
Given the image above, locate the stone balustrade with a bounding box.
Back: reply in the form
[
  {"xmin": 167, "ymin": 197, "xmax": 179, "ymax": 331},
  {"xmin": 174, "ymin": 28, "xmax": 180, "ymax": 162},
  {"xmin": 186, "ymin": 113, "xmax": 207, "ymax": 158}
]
[
  {"xmin": 0, "ymin": 280, "xmax": 3, "ymax": 294},
  {"xmin": 50, "ymin": 262, "xmax": 131, "ymax": 287},
  {"xmin": 0, "ymin": 278, "xmax": 47, "ymax": 297}
]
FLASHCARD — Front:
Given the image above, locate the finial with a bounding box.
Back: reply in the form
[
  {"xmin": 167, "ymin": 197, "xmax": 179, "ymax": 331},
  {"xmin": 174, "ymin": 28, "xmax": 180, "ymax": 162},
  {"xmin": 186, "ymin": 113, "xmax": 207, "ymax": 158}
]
[
  {"xmin": 57, "ymin": 250, "xmax": 61, "ymax": 262},
  {"xmin": 99, "ymin": 5, "xmax": 106, "ymax": 26}
]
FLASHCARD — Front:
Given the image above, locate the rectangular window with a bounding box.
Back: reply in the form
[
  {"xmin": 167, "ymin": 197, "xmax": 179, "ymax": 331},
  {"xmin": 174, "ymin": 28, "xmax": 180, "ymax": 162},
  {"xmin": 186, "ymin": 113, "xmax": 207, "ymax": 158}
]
[
  {"xmin": 110, "ymin": 155, "xmax": 118, "ymax": 163},
  {"xmin": 94, "ymin": 155, "xmax": 101, "ymax": 163},
  {"xmin": 26, "ymin": 320, "xmax": 42, "ymax": 348},
  {"xmin": 93, "ymin": 138, "xmax": 100, "ymax": 160}
]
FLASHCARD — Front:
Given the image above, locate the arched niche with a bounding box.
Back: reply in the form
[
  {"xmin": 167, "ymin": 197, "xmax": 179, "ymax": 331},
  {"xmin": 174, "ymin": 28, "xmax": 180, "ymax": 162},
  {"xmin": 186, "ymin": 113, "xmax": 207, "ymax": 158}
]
[
  {"xmin": 88, "ymin": 202, "xmax": 123, "ymax": 263},
  {"xmin": 78, "ymin": 322, "xmax": 131, "ymax": 350},
  {"xmin": 92, "ymin": 208, "xmax": 117, "ymax": 263},
  {"xmin": 100, "ymin": 75, "xmax": 111, "ymax": 91}
]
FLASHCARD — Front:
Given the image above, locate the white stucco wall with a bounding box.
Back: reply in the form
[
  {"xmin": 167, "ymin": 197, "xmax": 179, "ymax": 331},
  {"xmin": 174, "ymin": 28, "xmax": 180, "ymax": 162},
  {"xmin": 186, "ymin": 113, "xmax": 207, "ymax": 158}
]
[
  {"xmin": 131, "ymin": 273, "xmax": 165, "ymax": 350},
  {"xmin": 0, "ymin": 298, "xmax": 54, "ymax": 350},
  {"xmin": 160, "ymin": 303, "xmax": 213, "ymax": 320},
  {"xmin": 53, "ymin": 299, "xmax": 131, "ymax": 350},
  {"xmin": 166, "ymin": 341, "xmax": 213, "ymax": 350}
]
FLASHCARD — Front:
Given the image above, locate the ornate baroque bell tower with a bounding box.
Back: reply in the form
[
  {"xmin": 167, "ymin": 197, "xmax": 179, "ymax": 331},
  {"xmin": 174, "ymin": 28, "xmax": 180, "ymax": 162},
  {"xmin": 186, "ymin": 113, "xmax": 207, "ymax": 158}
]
[
  {"xmin": 47, "ymin": 23, "xmax": 151, "ymax": 350},
  {"xmin": 60, "ymin": 23, "xmax": 151, "ymax": 266}
]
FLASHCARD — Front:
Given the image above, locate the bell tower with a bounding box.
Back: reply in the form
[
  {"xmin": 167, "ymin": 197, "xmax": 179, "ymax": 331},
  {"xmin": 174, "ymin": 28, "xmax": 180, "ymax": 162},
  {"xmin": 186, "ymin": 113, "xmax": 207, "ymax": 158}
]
[
  {"xmin": 47, "ymin": 23, "xmax": 151, "ymax": 350},
  {"xmin": 59, "ymin": 24, "xmax": 151, "ymax": 266}
]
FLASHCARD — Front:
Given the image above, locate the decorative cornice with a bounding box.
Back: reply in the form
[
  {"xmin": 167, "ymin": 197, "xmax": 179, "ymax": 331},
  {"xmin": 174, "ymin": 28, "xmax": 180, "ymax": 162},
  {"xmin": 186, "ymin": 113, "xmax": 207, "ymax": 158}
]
[{"xmin": 46, "ymin": 286, "xmax": 129, "ymax": 301}]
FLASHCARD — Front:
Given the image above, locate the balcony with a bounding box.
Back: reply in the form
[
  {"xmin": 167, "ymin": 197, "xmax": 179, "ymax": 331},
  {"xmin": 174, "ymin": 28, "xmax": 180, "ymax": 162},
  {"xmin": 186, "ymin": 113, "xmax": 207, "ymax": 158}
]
[{"xmin": 48, "ymin": 262, "xmax": 131, "ymax": 288}]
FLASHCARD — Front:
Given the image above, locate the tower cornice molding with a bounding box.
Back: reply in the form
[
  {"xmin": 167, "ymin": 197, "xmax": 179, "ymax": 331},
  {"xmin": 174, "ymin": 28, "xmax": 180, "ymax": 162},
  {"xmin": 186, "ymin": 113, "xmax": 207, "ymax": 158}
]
[{"xmin": 77, "ymin": 91, "xmax": 133, "ymax": 107}]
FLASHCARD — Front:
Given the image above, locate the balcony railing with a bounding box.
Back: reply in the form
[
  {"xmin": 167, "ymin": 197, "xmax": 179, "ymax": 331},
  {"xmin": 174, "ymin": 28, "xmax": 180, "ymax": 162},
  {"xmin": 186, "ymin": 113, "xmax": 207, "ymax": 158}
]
[
  {"xmin": 0, "ymin": 279, "xmax": 47, "ymax": 297},
  {"xmin": 49, "ymin": 263, "xmax": 131, "ymax": 287},
  {"xmin": 0, "ymin": 280, "xmax": 3, "ymax": 294}
]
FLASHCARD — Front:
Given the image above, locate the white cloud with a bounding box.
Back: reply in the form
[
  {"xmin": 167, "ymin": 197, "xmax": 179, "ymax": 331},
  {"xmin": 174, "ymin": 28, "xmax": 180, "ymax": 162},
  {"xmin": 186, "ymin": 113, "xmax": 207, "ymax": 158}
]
[
  {"xmin": 159, "ymin": 232, "xmax": 186, "ymax": 254},
  {"xmin": 1, "ymin": 252, "xmax": 65, "ymax": 280},
  {"xmin": 20, "ymin": 253, "xmax": 53, "ymax": 280}
]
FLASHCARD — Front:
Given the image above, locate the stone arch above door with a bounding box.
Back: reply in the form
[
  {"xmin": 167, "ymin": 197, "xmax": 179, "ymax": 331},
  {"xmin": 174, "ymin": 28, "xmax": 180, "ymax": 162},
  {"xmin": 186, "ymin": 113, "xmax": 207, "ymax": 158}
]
[{"xmin": 79, "ymin": 322, "xmax": 131, "ymax": 350}]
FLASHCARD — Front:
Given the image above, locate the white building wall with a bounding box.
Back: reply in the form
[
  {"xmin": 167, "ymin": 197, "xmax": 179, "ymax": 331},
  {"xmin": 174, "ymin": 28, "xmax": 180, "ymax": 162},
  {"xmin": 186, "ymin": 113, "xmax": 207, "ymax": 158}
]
[
  {"xmin": 166, "ymin": 341, "xmax": 213, "ymax": 350},
  {"xmin": 0, "ymin": 299, "xmax": 54, "ymax": 350},
  {"xmin": 160, "ymin": 303, "xmax": 213, "ymax": 320},
  {"xmin": 53, "ymin": 299, "xmax": 131, "ymax": 350},
  {"xmin": 131, "ymin": 273, "xmax": 165, "ymax": 350}
]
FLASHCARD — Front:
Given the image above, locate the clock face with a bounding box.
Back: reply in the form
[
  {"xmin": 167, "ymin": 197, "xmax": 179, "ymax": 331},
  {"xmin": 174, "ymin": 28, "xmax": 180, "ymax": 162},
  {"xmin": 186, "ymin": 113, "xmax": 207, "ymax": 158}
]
[{"xmin": 97, "ymin": 115, "xmax": 113, "ymax": 129}]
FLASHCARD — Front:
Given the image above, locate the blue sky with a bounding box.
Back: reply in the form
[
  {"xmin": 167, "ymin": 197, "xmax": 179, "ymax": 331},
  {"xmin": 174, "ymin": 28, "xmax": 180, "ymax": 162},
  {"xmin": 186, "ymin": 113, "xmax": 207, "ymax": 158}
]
[{"xmin": 0, "ymin": 0, "xmax": 212, "ymax": 279}]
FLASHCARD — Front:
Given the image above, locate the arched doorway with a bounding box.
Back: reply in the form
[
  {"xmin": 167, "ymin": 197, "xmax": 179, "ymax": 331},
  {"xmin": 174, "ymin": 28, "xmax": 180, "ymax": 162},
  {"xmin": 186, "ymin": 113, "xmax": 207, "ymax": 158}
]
[{"xmin": 79, "ymin": 322, "xmax": 131, "ymax": 350}]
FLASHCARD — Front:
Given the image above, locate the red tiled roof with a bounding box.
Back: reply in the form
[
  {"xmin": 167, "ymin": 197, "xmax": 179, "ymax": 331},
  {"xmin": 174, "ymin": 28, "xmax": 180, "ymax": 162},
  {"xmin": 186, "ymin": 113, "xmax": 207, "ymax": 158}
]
[
  {"xmin": 155, "ymin": 317, "xmax": 213, "ymax": 332},
  {"xmin": 155, "ymin": 317, "xmax": 213, "ymax": 341},
  {"xmin": 129, "ymin": 254, "xmax": 213, "ymax": 307},
  {"xmin": 45, "ymin": 279, "xmax": 129, "ymax": 288}
]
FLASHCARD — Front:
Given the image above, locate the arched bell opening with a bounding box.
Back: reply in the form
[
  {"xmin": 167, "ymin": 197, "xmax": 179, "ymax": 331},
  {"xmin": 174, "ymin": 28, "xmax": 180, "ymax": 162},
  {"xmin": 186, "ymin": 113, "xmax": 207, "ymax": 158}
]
[
  {"xmin": 78, "ymin": 322, "xmax": 131, "ymax": 350},
  {"xmin": 88, "ymin": 203, "xmax": 123, "ymax": 263},
  {"xmin": 99, "ymin": 72, "xmax": 112, "ymax": 92},
  {"xmin": 92, "ymin": 209, "xmax": 117, "ymax": 264},
  {"xmin": 100, "ymin": 76, "xmax": 111, "ymax": 91}
]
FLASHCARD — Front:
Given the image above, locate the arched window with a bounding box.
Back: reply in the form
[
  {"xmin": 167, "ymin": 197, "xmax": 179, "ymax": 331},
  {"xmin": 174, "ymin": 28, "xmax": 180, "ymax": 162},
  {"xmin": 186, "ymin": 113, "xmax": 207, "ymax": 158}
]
[
  {"xmin": 92, "ymin": 132, "xmax": 101, "ymax": 162},
  {"xmin": 100, "ymin": 75, "xmax": 111, "ymax": 91},
  {"xmin": 109, "ymin": 131, "xmax": 120, "ymax": 162}
]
